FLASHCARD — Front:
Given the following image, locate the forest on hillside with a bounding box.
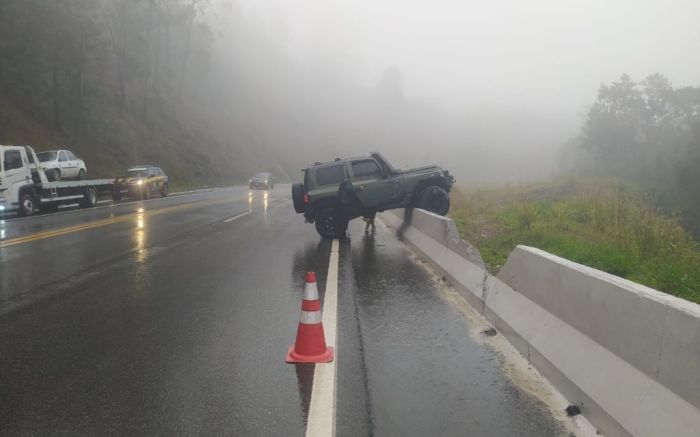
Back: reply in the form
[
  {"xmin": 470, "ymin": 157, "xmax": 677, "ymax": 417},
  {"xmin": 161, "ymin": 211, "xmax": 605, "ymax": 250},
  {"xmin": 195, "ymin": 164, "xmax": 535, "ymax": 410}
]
[
  {"xmin": 0, "ymin": 1, "xmax": 434, "ymax": 187},
  {"xmin": 0, "ymin": 1, "xmax": 573, "ymax": 189},
  {"xmin": 562, "ymin": 74, "xmax": 700, "ymax": 237},
  {"xmin": 0, "ymin": 0, "xmax": 240, "ymax": 188}
]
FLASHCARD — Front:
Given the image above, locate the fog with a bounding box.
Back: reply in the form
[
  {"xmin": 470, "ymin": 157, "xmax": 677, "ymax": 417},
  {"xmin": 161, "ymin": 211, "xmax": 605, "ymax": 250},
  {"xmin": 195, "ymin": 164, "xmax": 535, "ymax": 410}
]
[{"xmin": 201, "ymin": 0, "xmax": 700, "ymax": 184}]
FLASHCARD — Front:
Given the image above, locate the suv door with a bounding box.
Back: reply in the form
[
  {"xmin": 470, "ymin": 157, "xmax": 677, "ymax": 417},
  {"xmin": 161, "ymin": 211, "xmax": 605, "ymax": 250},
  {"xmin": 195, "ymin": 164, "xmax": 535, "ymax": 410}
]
[
  {"xmin": 3, "ymin": 148, "xmax": 31, "ymax": 201},
  {"xmin": 350, "ymin": 159, "xmax": 400, "ymax": 209}
]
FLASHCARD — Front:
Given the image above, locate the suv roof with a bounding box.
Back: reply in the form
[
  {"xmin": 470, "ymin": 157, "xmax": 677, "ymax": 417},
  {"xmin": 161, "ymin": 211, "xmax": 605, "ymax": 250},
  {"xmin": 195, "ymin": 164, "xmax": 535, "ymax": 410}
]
[
  {"xmin": 306, "ymin": 152, "xmax": 399, "ymax": 175},
  {"xmin": 128, "ymin": 165, "xmax": 161, "ymax": 171},
  {"xmin": 308, "ymin": 154, "xmax": 374, "ymax": 169}
]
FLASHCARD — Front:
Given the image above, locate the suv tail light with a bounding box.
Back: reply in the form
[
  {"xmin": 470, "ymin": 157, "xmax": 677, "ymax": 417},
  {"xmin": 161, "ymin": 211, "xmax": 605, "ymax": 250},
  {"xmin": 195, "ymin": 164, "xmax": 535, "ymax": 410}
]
[{"xmin": 303, "ymin": 193, "xmax": 309, "ymax": 204}]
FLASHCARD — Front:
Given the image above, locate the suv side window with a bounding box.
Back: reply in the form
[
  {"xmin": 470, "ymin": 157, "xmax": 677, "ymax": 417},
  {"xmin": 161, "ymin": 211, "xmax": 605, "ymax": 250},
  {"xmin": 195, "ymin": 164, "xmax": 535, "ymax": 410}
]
[
  {"xmin": 351, "ymin": 159, "xmax": 383, "ymax": 181},
  {"xmin": 3, "ymin": 150, "xmax": 23, "ymax": 171},
  {"xmin": 315, "ymin": 164, "xmax": 346, "ymax": 186},
  {"xmin": 66, "ymin": 151, "xmax": 77, "ymax": 160},
  {"xmin": 58, "ymin": 151, "xmax": 68, "ymax": 162}
]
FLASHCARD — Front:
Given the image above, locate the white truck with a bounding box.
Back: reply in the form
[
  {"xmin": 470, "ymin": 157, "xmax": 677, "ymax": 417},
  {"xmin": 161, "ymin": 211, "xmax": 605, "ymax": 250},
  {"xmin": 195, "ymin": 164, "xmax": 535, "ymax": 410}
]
[{"xmin": 0, "ymin": 145, "xmax": 114, "ymax": 216}]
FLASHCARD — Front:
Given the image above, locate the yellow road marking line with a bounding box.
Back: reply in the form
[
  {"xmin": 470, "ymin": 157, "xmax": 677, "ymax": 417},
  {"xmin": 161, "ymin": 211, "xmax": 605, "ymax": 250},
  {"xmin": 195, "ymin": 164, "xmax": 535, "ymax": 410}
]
[{"xmin": 0, "ymin": 198, "xmax": 234, "ymax": 249}]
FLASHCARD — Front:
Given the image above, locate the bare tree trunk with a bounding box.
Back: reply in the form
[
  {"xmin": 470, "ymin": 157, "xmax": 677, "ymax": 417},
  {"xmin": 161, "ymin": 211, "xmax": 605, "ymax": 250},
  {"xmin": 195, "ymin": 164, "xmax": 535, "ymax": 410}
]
[
  {"xmin": 142, "ymin": 0, "xmax": 154, "ymax": 119},
  {"xmin": 115, "ymin": 0, "xmax": 128, "ymax": 111},
  {"xmin": 177, "ymin": 7, "xmax": 195, "ymax": 100},
  {"xmin": 75, "ymin": 4, "xmax": 87, "ymax": 135},
  {"xmin": 153, "ymin": 6, "xmax": 161, "ymax": 97},
  {"xmin": 164, "ymin": 1, "xmax": 171, "ymax": 70},
  {"xmin": 52, "ymin": 54, "xmax": 62, "ymax": 131},
  {"xmin": 51, "ymin": 2, "xmax": 62, "ymax": 131}
]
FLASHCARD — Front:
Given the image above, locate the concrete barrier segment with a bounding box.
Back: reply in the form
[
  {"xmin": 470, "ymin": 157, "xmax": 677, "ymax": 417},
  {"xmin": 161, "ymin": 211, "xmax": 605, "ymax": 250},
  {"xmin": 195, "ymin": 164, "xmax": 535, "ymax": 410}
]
[{"xmin": 380, "ymin": 208, "xmax": 700, "ymax": 437}]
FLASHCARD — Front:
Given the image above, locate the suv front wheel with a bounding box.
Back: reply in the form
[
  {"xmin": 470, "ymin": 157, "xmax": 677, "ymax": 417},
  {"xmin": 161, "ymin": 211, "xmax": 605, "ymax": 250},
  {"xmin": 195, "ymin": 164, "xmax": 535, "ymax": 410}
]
[
  {"xmin": 416, "ymin": 186, "xmax": 450, "ymax": 216},
  {"xmin": 315, "ymin": 208, "xmax": 348, "ymax": 239}
]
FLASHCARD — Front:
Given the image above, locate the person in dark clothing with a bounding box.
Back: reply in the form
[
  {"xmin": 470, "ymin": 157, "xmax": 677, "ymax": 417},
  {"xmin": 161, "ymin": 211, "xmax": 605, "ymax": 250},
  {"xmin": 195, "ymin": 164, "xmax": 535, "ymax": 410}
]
[{"xmin": 362, "ymin": 214, "xmax": 376, "ymax": 234}]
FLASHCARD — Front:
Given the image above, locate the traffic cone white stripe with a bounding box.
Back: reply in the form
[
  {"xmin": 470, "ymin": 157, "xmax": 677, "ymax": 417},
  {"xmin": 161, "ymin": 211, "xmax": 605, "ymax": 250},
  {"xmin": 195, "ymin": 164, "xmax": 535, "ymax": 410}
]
[
  {"xmin": 300, "ymin": 310, "xmax": 322, "ymax": 324},
  {"xmin": 303, "ymin": 281, "xmax": 319, "ymax": 300}
]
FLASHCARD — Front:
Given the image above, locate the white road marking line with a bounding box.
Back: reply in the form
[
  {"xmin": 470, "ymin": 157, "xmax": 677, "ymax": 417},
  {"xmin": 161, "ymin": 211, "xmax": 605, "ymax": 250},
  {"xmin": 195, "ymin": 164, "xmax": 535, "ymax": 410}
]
[
  {"xmin": 306, "ymin": 239, "xmax": 339, "ymax": 437},
  {"xmin": 223, "ymin": 211, "xmax": 249, "ymax": 223}
]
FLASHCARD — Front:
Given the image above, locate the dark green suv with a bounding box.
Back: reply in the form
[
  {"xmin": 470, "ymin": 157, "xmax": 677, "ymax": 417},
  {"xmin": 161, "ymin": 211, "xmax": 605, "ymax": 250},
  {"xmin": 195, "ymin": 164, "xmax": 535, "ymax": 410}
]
[{"xmin": 292, "ymin": 153, "xmax": 454, "ymax": 238}]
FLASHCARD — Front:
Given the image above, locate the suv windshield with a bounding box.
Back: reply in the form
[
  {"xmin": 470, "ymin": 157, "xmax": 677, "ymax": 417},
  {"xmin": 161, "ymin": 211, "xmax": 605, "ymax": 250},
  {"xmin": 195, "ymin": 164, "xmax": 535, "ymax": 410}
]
[
  {"xmin": 37, "ymin": 152, "xmax": 57, "ymax": 162},
  {"xmin": 127, "ymin": 169, "xmax": 148, "ymax": 178},
  {"xmin": 254, "ymin": 173, "xmax": 271, "ymax": 179}
]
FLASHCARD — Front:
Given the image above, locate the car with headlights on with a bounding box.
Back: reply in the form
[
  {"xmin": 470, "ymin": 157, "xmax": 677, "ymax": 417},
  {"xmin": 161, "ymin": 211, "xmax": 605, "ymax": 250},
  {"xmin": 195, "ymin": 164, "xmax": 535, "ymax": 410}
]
[
  {"xmin": 249, "ymin": 172, "xmax": 274, "ymax": 190},
  {"xmin": 113, "ymin": 165, "xmax": 168, "ymax": 201}
]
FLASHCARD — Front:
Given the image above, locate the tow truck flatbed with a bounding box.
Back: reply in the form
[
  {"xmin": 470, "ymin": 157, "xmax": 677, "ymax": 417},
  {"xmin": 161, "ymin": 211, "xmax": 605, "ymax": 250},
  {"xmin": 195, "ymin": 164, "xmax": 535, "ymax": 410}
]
[
  {"xmin": 37, "ymin": 179, "xmax": 115, "ymax": 189},
  {"xmin": 1, "ymin": 145, "xmax": 116, "ymax": 216}
]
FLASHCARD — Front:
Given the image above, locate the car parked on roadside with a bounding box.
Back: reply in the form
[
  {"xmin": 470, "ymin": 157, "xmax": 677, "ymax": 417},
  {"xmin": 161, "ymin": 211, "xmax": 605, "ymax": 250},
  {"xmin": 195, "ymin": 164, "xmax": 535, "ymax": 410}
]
[
  {"xmin": 36, "ymin": 149, "xmax": 87, "ymax": 181},
  {"xmin": 292, "ymin": 152, "xmax": 454, "ymax": 238},
  {"xmin": 249, "ymin": 172, "xmax": 274, "ymax": 190},
  {"xmin": 113, "ymin": 165, "xmax": 169, "ymax": 200}
]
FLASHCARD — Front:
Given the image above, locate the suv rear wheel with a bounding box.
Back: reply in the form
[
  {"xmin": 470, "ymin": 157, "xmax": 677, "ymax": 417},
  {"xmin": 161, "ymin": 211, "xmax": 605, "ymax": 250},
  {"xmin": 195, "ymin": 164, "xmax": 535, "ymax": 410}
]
[
  {"xmin": 315, "ymin": 208, "xmax": 348, "ymax": 239},
  {"xmin": 416, "ymin": 186, "xmax": 450, "ymax": 216}
]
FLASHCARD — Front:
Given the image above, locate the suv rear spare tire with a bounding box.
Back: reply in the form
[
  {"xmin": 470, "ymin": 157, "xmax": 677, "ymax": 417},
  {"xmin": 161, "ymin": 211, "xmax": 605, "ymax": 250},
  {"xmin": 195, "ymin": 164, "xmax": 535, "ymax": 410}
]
[
  {"xmin": 315, "ymin": 208, "xmax": 348, "ymax": 238},
  {"xmin": 416, "ymin": 186, "xmax": 450, "ymax": 216},
  {"xmin": 292, "ymin": 183, "xmax": 306, "ymax": 213}
]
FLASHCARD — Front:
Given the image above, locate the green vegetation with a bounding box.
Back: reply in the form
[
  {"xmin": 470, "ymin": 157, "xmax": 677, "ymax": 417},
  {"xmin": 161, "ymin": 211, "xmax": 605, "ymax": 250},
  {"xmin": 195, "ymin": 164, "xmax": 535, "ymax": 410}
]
[
  {"xmin": 450, "ymin": 178, "xmax": 700, "ymax": 304},
  {"xmin": 562, "ymin": 73, "xmax": 700, "ymax": 238}
]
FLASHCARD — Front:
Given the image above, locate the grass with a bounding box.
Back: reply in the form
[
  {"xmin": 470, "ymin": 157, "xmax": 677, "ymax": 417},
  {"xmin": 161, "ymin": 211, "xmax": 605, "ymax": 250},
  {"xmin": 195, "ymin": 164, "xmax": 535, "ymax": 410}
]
[{"xmin": 450, "ymin": 177, "xmax": 700, "ymax": 304}]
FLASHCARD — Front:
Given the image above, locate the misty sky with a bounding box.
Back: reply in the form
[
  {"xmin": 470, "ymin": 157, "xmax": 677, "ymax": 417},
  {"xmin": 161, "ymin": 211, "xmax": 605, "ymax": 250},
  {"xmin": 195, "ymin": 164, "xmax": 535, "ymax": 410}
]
[
  {"xmin": 205, "ymin": 0, "xmax": 700, "ymax": 183},
  {"xmin": 234, "ymin": 0, "xmax": 700, "ymax": 116}
]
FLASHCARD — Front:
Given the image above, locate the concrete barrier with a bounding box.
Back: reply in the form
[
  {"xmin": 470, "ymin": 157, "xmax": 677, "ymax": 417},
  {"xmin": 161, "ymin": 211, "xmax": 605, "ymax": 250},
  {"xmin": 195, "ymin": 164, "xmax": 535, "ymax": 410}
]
[{"xmin": 381, "ymin": 208, "xmax": 700, "ymax": 437}]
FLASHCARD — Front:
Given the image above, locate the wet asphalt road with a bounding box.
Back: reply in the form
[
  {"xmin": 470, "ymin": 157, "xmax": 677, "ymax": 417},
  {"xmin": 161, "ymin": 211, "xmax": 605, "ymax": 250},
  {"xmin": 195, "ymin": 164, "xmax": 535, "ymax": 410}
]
[{"xmin": 0, "ymin": 186, "xmax": 564, "ymax": 436}]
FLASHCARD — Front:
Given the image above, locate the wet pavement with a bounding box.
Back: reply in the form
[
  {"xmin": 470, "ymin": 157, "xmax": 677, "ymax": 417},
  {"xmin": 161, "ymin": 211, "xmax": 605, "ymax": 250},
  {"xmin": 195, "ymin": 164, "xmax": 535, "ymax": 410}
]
[
  {"xmin": 337, "ymin": 221, "xmax": 565, "ymax": 436},
  {"xmin": 0, "ymin": 186, "xmax": 565, "ymax": 436}
]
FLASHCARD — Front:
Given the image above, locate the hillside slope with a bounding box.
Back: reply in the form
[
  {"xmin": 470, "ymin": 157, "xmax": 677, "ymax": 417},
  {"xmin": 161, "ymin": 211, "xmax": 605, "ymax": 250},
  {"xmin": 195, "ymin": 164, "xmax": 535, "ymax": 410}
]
[{"xmin": 0, "ymin": 91, "xmax": 295, "ymax": 191}]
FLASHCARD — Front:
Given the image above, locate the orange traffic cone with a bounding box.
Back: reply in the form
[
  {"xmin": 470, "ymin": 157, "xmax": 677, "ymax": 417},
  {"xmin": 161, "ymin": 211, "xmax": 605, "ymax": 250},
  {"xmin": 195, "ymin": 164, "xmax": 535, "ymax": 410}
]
[{"xmin": 286, "ymin": 272, "xmax": 334, "ymax": 363}]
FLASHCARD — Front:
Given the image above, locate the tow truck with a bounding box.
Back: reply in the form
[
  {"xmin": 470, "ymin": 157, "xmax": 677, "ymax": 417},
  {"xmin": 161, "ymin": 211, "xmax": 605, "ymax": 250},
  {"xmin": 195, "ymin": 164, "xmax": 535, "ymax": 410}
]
[{"xmin": 0, "ymin": 145, "xmax": 114, "ymax": 216}]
